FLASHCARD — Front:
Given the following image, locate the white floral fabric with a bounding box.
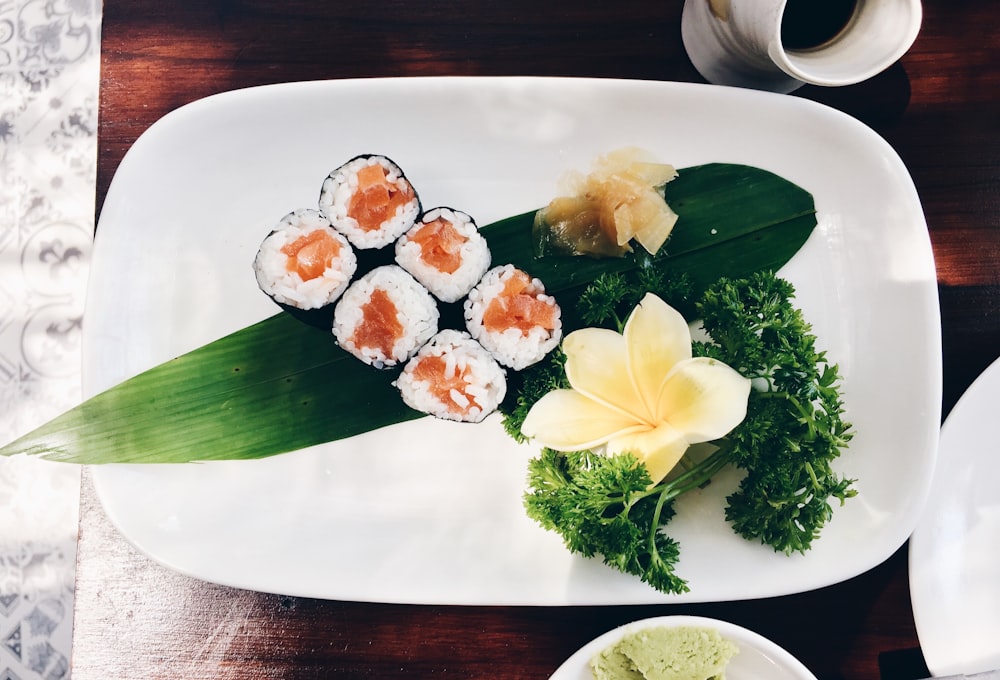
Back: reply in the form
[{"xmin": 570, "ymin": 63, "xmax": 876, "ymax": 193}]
[{"xmin": 0, "ymin": 1, "xmax": 101, "ymax": 678}]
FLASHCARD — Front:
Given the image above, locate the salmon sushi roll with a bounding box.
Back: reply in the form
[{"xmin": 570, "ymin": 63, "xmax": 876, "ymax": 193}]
[
  {"xmin": 333, "ymin": 265, "xmax": 439, "ymax": 369},
  {"xmin": 394, "ymin": 207, "xmax": 491, "ymax": 303},
  {"xmin": 395, "ymin": 330, "xmax": 507, "ymax": 423},
  {"xmin": 318, "ymin": 154, "xmax": 421, "ymax": 250},
  {"xmin": 464, "ymin": 264, "xmax": 562, "ymax": 371},
  {"xmin": 254, "ymin": 209, "xmax": 357, "ymax": 324}
]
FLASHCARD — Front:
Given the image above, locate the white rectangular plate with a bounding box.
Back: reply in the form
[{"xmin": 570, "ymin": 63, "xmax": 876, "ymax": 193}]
[{"xmin": 87, "ymin": 77, "xmax": 941, "ymax": 604}]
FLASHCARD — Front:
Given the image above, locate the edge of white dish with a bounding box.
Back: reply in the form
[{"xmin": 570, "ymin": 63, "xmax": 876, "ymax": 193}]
[{"xmin": 910, "ymin": 354, "xmax": 1000, "ymax": 676}]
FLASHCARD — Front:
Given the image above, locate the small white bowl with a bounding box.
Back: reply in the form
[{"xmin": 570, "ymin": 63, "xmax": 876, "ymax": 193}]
[{"xmin": 550, "ymin": 615, "xmax": 817, "ymax": 680}]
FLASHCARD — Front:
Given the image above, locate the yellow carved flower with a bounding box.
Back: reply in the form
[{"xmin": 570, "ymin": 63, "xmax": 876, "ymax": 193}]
[{"xmin": 520, "ymin": 293, "xmax": 751, "ymax": 483}]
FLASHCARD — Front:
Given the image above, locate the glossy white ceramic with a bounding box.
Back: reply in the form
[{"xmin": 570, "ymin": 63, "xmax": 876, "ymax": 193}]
[
  {"xmin": 86, "ymin": 76, "xmax": 940, "ymax": 604},
  {"xmin": 910, "ymin": 355, "xmax": 1000, "ymax": 676},
  {"xmin": 549, "ymin": 615, "xmax": 818, "ymax": 679}
]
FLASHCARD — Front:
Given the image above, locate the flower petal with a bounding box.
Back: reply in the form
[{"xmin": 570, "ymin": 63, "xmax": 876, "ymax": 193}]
[
  {"xmin": 657, "ymin": 357, "xmax": 751, "ymax": 442},
  {"xmin": 607, "ymin": 421, "xmax": 690, "ymax": 484},
  {"xmin": 563, "ymin": 328, "xmax": 648, "ymax": 422},
  {"xmin": 521, "ymin": 389, "xmax": 647, "ymax": 451},
  {"xmin": 624, "ymin": 293, "xmax": 693, "ymax": 418}
]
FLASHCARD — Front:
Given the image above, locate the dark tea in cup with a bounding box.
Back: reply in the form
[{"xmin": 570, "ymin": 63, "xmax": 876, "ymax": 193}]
[{"xmin": 781, "ymin": 0, "xmax": 858, "ymax": 50}]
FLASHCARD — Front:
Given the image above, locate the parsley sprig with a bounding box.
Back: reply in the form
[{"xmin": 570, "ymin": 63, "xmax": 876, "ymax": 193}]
[
  {"xmin": 696, "ymin": 272, "xmax": 855, "ymax": 554},
  {"xmin": 509, "ymin": 270, "xmax": 855, "ymax": 593}
]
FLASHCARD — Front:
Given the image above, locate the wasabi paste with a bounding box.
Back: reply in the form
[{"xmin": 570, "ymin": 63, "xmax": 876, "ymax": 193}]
[{"xmin": 590, "ymin": 626, "xmax": 738, "ymax": 680}]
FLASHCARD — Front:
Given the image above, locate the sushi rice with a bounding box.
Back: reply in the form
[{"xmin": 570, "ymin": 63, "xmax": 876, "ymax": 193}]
[
  {"xmin": 253, "ymin": 208, "xmax": 357, "ymax": 310},
  {"xmin": 333, "ymin": 264, "xmax": 439, "ymax": 369},
  {"xmin": 395, "ymin": 330, "xmax": 507, "ymax": 423},
  {"xmin": 394, "ymin": 207, "xmax": 491, "ymax": 303},
  {"xmin": 318, "ymin": 154, "xmax": 421, "ymax": 250},
  {"xmin": 464, "ymin": 264, "xmax": 562, "ymax": 371}
]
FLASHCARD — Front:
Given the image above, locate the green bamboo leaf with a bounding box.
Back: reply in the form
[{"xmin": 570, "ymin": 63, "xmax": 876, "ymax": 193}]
[
  {"xmin": 9, "ymin": 313, "xmax": 422, "ymax": 464},
  {"xmin": 0, "ymin": 163, "xmax": 815, "ymax": 464}
]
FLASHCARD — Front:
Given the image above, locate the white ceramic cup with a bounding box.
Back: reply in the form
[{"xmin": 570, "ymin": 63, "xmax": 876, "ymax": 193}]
[{"xmin": 681, "ymin": 0, "xmax": 922, "ymax": 93}]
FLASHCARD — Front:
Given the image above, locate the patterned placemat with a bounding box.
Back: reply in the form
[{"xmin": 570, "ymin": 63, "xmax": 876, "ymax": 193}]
[{"xmin": 0, "ymin": 1, "xmax": 102, "ymax": 677}]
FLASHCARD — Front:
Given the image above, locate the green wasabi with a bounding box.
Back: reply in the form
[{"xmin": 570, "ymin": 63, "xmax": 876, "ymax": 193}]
[{"xmin": 590, "ymin": 626, "xmax": 739, "ymax": 680}]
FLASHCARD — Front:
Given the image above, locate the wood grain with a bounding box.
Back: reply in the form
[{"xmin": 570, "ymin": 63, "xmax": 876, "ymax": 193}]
[{"xmin": 77, "ymin": 0, "xmax": 1000, "ymax": 677}]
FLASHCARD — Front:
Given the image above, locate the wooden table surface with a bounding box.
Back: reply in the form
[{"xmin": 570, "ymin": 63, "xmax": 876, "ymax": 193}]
[{"xmin": 73, "ymin": 1, "xmax": 1000, "ymax": 678}]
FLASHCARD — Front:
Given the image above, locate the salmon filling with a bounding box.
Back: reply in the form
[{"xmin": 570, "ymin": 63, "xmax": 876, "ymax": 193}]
[
  {"xmin": 351, "ymin": 288, "xmax": 403, "ymax": 357},
  {"xmin": 410, "ymin": 354, "xmax": 480, "ymax": 414},
  {"xmin": 348, "ymin": 164, "xmax": 416, "ymax": 232},
  {"xmin": 483, "ymin": 270, "xmax": 557, "ymax": 336},
  {"xmin": 410, "ymin": 217, "xmax": 467, "ymax": 274},
  {"xmin": 281, "ymin": 229, "xmax": 342, "ymax": 281}
]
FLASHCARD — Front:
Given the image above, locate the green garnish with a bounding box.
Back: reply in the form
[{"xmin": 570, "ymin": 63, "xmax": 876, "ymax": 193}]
[
  {"xmin": 519, "ymin": 271, "xmax": 854, "ymax": 593},
  {"xmin": 575, "ymin": 267, "xmax": 695, "ymax": 331},
  {"xmin": 525, "ymin": 446, "xmax": 733, "ymax": 595},
  {"xmin": 696, "ymin": 271, "xmax": 856, "ymax": 554}
]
